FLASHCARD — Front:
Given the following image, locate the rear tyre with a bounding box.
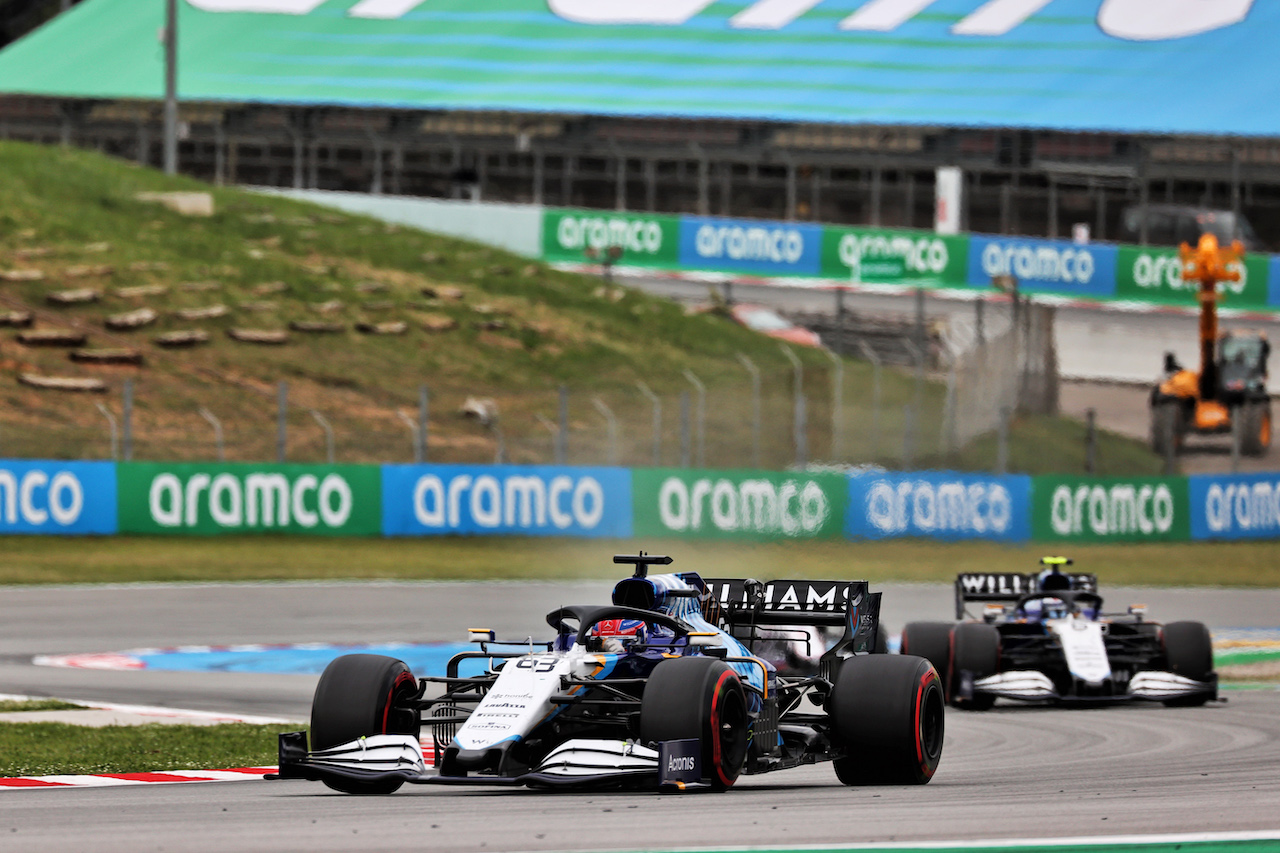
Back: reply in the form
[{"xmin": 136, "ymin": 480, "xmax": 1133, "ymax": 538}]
[
  {"xmin": 311, "ymin": 654, "xmax": 420, "ymax": 795},
  {"xmin": 1162, "ymin": 621, "xmax": 1214, "ymax": 707},
  {"xmin": 899, "ymin": 622, "xmax": 954, "ymax": 687},
  {"xmin": 950, "ymin": 623, "xmax": 1000, "ymax": 711},
  {"xmin": 827, "ymin": 655, "xmax": 944, "ymax": 785},
  {"xmin": 1239, "ymin": 401, "xmax": 1273, "ymax": 457},
  {"xmin": 640, "ymin": 657, "xmax": 749, "ymax": 790},
  {"xmin": 1151, "ymin": 401, "xmax": 1185, "ymax": 458}
]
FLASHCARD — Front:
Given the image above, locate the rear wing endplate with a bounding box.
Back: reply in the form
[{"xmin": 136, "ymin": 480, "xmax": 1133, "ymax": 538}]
[
  {"xmin": 701, "ymin": 578, "xmax": 882, "ymax": 654},
  {"xmin": 954, "ymin": 572, "xmax": 1098, "ymax": 619}
]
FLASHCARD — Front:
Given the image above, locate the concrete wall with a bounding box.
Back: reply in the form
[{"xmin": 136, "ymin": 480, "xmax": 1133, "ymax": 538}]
[{"xmin": 260, "ymin": 189, "xmax": 544, "ymax": 259}]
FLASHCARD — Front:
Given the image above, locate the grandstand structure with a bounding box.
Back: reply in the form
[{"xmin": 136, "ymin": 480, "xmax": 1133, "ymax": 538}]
[{"xmin": 1, "ymin": 1, "xmax": 1278, "ymax": 246}]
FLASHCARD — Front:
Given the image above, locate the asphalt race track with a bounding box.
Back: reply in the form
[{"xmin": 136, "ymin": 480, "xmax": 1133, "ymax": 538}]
[{"xmin": 2, "ymin": 581, "xmax": 1279, "ymax": 852}]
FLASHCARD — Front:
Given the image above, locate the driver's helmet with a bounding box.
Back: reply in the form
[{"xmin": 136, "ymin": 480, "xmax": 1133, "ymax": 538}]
[
  {"xmin": 1022, "ymin": 596, "xmax": 1068, "ymax": 621},
  {"xmin": 1037, "ymin": 568, "xmax": 1073, "ymax": 593},
  {"xmin": 589, "ymin": 618, "xmax": 648, "ymax": 649}
]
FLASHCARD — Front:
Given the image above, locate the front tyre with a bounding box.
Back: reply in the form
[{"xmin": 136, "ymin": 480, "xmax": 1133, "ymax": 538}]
[
  {"xmin": 827, "ymin": 655, "xmax": 944, "ymax": 786},
  {"xmin": 950, "ymin": 623, "xmax": 1000, "ymax": 711},
  {"xmin": 640, "ymin": 657, "xmax": 749, "ymax": 790},
  {"xmin": 1162, "ymin": 621, "xmax": 1214, "ymax": 707},
  {"xmin": 311, "ymin": 654, "xmax": 420, "ymax": 794}
]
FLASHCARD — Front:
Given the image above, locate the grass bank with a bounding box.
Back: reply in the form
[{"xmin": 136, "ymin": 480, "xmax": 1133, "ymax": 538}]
[
  {"xmin": 0, "ymin": 722, "xmax": 292, "ymax": 777},
  {"xmin": 0, "ymin": 140, "xmax": 1158, "ymax": 474},
  {"xmin": 2, "ymin": 535, "xmax": 1278, "ymax": 588}
]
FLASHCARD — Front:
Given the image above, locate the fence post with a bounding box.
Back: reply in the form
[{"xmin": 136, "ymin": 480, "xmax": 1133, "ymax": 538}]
[
  {"xmin": 735, "ymin": 353, "xmax": 761, "ymax": 468},
  {"xmin": 902, "ymin": 403, "xmax": 916, "ymax": 469},
  {"xmin": 780, "ymin": 345, "xmax": 806, "ymax": 468},
  {"xmin": 418, "ymin": 384, "xmax": 429, "ymax": 463},
  {"xmin": 940, "ymin": 364, "xmax": 957, "ymax": 459},
  {"xmin": 824, "ymin": 348, "xmax": 844, "ymax": 461},
  {"xmin": 277, "ymin": 380, "xmax": 288, "ymax": 462},
  {"xmin": 122, "ymin": 378, "xmax": 133, "ymax": 461},
  {"xmin": 593, "ymin": 397, "xmax": 619, "ymax": 466},
  {"xmin": 310, "ymin": 409, "xmax": 335, "ymax": 464},
  {"xmin": 636, "ymin": 381, "xmax": 661, "ymax": 466},
  {"xmin": 682, "ymin": 369, "xmax": 706, "ymax": 468},
  {"xmin": 535, "ymin": 414, "xmax": 559, "ymax": 461},
  {"xmin": 679, "ymin": 391, "xmax": 691, "ymax": 468},
  {"xmin": 556, "ymin": 385, "xmax": 568, "ymax": 465},
  {"xmin": 199, "ymin": 407, "xmax": 225, "ymax": 462},
  {"xmin": 996, "ymin": 406, "xmax": 1011, "ymax": 475},
  {"xmin": 857, "ymin": 339, "xmax": 882, "ymax": 460},
  {"xmin": 95, "ymin": 403, "xmax": 118, "ymax": 461},
  {"xmin": 396, "ymin": 410, "xmax": 421, "ymax": 464},
  {"xmin": 1085, "ymin": 408, "xmax": 1097, "ymax": 474}
]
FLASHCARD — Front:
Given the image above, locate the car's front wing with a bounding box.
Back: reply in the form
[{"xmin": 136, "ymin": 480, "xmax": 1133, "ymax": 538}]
[
  {"xmin": 964, "ymin": 669, "xmax": 1218, "ymax": 703},
  {"xmin": 267, "ymin": 731, "xmax": 429, "ymax": 787}
]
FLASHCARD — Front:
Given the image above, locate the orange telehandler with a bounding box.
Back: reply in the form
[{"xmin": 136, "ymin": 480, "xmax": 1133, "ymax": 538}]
[{"xmin": 1150, "ymin": 234, "xmax": 1272, "ymax": 457}]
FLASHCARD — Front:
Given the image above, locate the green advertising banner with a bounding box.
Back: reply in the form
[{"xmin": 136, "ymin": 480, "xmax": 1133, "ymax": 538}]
[
  {"xmin": 1116, "ymin": 246, "xmax": 1271, "ymax": 309},
  {"xmin": 1032, "ymin": 476, "xmax": 1190, "ymax": 543},
  {"xmin": 821, "ymin": 226, "xmax": 968, "ymax": 285},
  {"xmin": 117, "ymin": 463, "xmax": 381, "ymax": 536},
  {"xmin": 632, "ymin": 468, "xmax": 846, "ymax": 540},
  {"xmin": 542, "ymin": 208, "xmax": 680, "ymax": 268}
]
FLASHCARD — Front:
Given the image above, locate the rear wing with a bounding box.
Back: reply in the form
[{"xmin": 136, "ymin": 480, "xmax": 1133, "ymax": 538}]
[
  {"xmin": 701, "ymin": 578, "xmax": 881, "ymax": 655},
  {"xmin": 954, "ymin": 572, "xmax": 1098, "ymax": 619}
]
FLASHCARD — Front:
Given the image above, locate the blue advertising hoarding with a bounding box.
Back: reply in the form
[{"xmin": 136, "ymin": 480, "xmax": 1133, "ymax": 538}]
[
  {"xmin": 1270, "ymin": 256, "xmax": 1280, "ymax": 308},
  {"xmin": 382, "ymin": 464, "xmax": 632, "ymax": 537},
  {"xmin": 678, "ymin": 217, "xmax": 822, "ymax": 277},
  {"xmin": 0, "ymin": 459, "xmax": 117, "ymax": 535},
  {"xmin": 1188, "ymin": 473, "xmax": 1280, "ymax": 541},
  {"xmin": 846, "ymin": 471, "xmax": 1031, "ymax": 542},
  {"xmin": 967, "ymin": 236, "xmax": 1119, "ymax": 300}
]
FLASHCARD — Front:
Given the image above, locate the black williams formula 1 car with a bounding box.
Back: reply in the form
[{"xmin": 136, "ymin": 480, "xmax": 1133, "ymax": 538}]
[
  {"xmin": 900, "ymin": 557, "xmax": 1217, "ymax": 709},
  {"xmin": 268, "ymin": 553, "xmax": 945, "ymax": 793}
]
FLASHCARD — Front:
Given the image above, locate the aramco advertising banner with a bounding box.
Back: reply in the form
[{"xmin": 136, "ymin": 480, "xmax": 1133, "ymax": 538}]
[
  {"xmin": 678, "ymin": 217, "xmax": 823, "ymax": 277},
  {"xmin": 631, "ymin": 469, "xmax": 846, "ymax": 540},
  {"xmin": 0, "ymin": 460, "xmax": 116, "ymax": 535},
  {"xmin": 542, "ymin": 209, "xmax": 680, "ymax": 268},
  {"xmin": 1031, "ymin": 476, "xmax": 1190, "ymax": 543},
  {"xmin": 966, "ymin": 236, "xmax": 1118, "ymax": 299},
  {"xmin": 845, "ymin": 472, "xmax": 1031, "ymax": 542},
  {"xmin": 1188, "ymin": 473, "xmax": 1280, "ymax": 541},
  {"xmin": 821, "ymin": 227, "xmax": 968, "ymax": 286},
  {"xmin": 116, "ymin": 463, "xmax": 381, "ymax": 536},
  {"xmin": 1115, "ymin": 246, "xmax": 1270, "ymax": 309},
  {"xmin": 381, "ymin": 465, "xmax": 632, "ymax": 537}
]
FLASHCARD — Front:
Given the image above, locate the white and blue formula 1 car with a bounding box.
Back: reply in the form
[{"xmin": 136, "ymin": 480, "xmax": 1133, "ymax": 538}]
[
  {"xmin": 900, "ymin": 557, "xmax": 1217, "ymax": 710},
  {"xmin": 268, "ymin": 553, "xmax": 944, "ymax": 794}
]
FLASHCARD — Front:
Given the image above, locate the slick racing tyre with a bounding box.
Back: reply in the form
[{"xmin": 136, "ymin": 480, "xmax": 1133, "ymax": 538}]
[
  {"xmin": 1161, "ymin": 621, "xmax": 1214, "ymax": 707},
  {"xmin": 640, "ymin": 657, "xmax": 749, "ymax": 791},
  {"xmin": 827, "ymin": 655, "xmax": 944, "ymax": 786},
  {"xmin": 950, "ymin": 623, "xmax": 1000, "ymax": 711},
  {"xmin": 899, "ymin": 622, "xmax": 953, "ymax": 685},
  {"xmin": 311, "ymin": 654, "xmax": 420, "ymax": 794}
]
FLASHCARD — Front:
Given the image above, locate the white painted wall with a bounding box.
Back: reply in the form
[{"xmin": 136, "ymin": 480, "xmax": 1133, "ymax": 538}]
[{"xmin": 258, "ymin": 189, "xmax": 544, "ymax": 259}]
